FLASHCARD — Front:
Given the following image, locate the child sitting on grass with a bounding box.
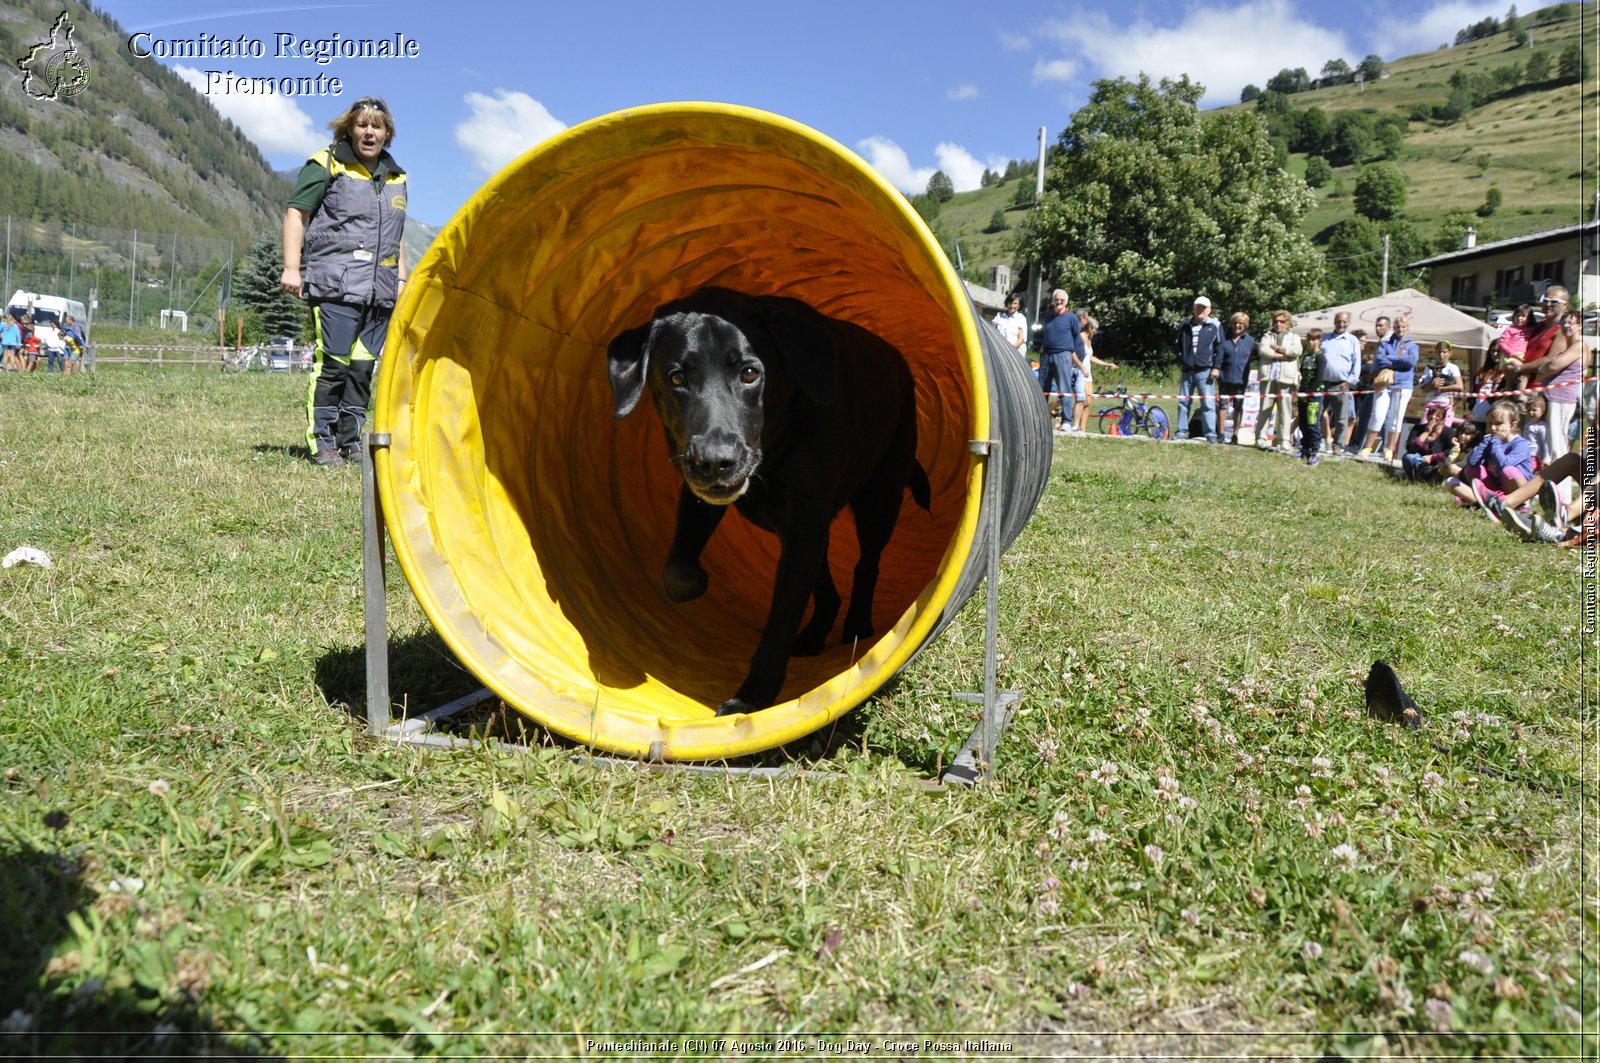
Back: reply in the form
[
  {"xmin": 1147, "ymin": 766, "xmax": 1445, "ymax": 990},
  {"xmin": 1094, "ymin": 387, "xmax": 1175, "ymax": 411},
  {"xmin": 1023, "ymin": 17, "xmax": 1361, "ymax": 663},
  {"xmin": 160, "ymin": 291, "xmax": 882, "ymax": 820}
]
[
  {"xmin": 1494, "ymin": 436, "xmax": 1594, "ymax": 545},
  {"xmin": 1441, "ymin": 419, "xmax": 1481, "ymax": 481},
  {"xmin": 1451, "ymin": 400, "xmax": 1534, "ymax": 521},
  {"xmin": 1401, "ymin": 406, "xmax": 1454, "ymax": 482}
]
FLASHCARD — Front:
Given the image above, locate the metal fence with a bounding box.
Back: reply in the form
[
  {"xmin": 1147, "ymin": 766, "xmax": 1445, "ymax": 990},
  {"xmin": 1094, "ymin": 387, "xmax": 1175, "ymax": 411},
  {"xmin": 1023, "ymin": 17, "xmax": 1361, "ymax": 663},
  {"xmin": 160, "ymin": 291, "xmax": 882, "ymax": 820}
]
[{"xmin": 1, "ymin": 216, "xmax": 235, "ymax": 338}]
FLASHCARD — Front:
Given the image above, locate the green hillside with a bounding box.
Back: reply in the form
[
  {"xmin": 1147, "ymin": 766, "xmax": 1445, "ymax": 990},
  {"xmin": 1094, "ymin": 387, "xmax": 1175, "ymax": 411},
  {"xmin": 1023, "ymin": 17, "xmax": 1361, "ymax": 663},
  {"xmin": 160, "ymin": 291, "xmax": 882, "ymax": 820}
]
[
  {"xmin": 0, "ymin": 0, "xmax": 289, "ymax": 243},
  {"xmin": 1285, "ymin": 5, "xmax": 1593, "ymax": 241},
  {"xmin": 931, "ymin": 2, "xmax": 1596, "ymax": 294}
]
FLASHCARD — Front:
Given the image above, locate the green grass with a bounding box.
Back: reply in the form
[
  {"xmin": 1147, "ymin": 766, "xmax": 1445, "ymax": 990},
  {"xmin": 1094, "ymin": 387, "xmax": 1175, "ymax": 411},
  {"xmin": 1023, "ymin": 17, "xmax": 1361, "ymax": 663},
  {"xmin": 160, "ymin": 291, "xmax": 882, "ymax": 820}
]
[{"xmin": 0, "ymin": 370, "xmax": 1592, "ymax": 1057}]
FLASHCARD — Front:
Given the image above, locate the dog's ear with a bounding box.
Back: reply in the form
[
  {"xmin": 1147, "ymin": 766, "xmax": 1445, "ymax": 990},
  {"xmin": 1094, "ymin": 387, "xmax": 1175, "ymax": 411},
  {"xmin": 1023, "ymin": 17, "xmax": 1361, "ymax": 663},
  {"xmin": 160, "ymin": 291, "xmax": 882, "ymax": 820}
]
[
  {"xmin": 606, "ymin": 321, "xmax": 653, "ymax": 419},
  {"xmin": 754, "ymin": 301, "xmax": 836, "ymax": 405}
]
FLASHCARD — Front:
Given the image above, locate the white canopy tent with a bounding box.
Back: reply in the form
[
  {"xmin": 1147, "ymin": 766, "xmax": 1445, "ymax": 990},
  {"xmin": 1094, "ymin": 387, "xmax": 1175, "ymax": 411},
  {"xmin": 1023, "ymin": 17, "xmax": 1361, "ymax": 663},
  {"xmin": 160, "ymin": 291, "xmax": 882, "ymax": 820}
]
[{"xmin": 1291, "ymin": 288, "xmax": 1495, "ymax": 355}]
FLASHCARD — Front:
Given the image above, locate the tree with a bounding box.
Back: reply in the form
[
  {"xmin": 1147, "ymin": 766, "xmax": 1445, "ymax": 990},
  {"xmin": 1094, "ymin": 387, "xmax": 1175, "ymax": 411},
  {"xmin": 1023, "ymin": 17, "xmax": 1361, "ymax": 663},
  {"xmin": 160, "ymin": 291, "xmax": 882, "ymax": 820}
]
[
  {"xmin": 1455, "ymin": 16, "xmax": 1500, "ymax": 44},
  {"xmin": 1505, "ymin": 3, "xmax": 1519, "ymax": 32},
  {"xmin": 1373, "ymin": 116, "xmax": 1407, "ymax": 160},
  {"xmin": 1525, "ymin": 49, "xmax": 1552, "ymax": 84},
  {"xmin": 909, "ymin": 193, "xmax": 941, "ymax": 223},
  {"xmin": 1559, "ymin": 42, "xmax": 1592, "ymax": 82},
  {"xmin": 1240, "ymin": 84, "xmax": 1262, "ymax": 103},
  {"xmin": 1293, "ymin": 107, "xmax": 1333, "ymax": 156},
  {"xmin": 1357, "ymin": 55, "xmax": 1386, "ymax": 82},
  {"xmin": 1304, "ymin": 155, "xmax": 1333, "ymax": 188},
  {"xmin": 1329, "ymin": 110, "xmax": 1376, "ymax": 165},
  {"xmin": 980, "ymin": 168, "xmax": 998, "ymax": 188},
  {"xmin": 1267, "ymin": 67, "xmax": 1312, "ymax": 95},
  {"xmin": 1320, "ymin": 216, "xmax": 1428, "ymax": 302},
  {"xmin": 1478, "ymin": 185, "xmax": 1503, "ymax": 217},
  {"xmin": 1321, "ymin": 58, "xmax": 1353, "ymax": 84},
  {"xmin": 233, "ymin": 232, "xmax": 305, "ymax": 343},
  {"xmin": 1439, "ymin": 83, "xmax": 1475, "ymax": 122},
  {"xmin": 985, "ymin": 209, "xmax": 1009, "ymax": 234},
  {"xmin": 1354, "ymin": 163, "xmax": 1407, "ymax": 221},
  {"xmin": 1011, "ymin": 179, "xmax": 1035, "ymax": 209},
  {"xmin": 926, "ymin": 170, "xmax": 955, "ymax": 203},
  {"xmin": 1254, "ymin": 89, "xmax": 1294, "ymax": 116},
  {"xmin": 1014, "ymin": 74, "xmax": 1325, "ymax": 363}
]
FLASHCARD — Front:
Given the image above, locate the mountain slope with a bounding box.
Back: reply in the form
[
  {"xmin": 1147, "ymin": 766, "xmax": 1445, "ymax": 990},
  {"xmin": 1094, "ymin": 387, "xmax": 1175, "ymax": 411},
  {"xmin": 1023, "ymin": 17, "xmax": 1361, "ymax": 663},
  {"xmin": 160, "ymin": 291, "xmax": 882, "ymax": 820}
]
[
  {"xmin": 0, "ymin": 0, "xmax": 289, "ymax": 243},
  {"xmin": 934, "ymin": 3, "xmax": 1595, "ymax": 290}
]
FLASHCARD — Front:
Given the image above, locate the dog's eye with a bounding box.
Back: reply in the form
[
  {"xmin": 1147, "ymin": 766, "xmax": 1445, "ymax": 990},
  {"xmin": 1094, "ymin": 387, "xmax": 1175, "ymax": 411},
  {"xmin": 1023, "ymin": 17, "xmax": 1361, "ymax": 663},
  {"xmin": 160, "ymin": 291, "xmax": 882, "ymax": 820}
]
[
  {"xmin": 739, "ymin": 365, "xmax": 760, "ymax": 384},
  {"xmin": 668, "ymin": 369, "xmax": 687, "ymax": 388}
]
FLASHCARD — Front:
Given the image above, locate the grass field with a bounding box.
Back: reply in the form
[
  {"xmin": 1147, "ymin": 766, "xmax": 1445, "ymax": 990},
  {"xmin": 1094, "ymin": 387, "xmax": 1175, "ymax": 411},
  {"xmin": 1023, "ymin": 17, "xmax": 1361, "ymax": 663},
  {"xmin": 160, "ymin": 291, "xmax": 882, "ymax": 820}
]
[{"xmin": 0, "ymin": 369, "xmax": 1592, "ymax": 1058}]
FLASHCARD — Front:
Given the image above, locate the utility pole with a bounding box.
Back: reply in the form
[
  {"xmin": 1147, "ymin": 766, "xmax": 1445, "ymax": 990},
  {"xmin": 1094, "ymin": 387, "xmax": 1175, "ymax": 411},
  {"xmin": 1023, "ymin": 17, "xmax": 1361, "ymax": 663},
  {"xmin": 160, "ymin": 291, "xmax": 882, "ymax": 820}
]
[
  {"xmin": 1381, "ymin": 233, "xmax": 1391, "ymax": 294},
  {"xmin": 130, "ymin": 229, "xmax": 137, "ymax": 328},
  {"xmin": 1031, "ymin": 125, "xmax": 1047, "ymax": 333}
]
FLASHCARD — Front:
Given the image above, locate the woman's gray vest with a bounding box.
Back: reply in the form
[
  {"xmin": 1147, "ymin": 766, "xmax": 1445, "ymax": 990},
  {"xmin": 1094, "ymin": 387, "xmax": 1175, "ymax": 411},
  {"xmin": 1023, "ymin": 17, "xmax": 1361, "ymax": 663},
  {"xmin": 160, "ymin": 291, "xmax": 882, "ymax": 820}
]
[{"xmin": 301, "ymin": 141, "xmax": 407, "ymax": 308}]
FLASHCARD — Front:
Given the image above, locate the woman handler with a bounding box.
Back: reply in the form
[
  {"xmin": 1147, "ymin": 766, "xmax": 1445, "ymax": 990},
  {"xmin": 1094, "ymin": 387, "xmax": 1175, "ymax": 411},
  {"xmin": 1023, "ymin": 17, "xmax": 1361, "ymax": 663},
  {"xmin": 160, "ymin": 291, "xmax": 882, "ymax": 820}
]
[{"xmin": 281, "ymin": 95, "xmax": 408, "ymax": 467}]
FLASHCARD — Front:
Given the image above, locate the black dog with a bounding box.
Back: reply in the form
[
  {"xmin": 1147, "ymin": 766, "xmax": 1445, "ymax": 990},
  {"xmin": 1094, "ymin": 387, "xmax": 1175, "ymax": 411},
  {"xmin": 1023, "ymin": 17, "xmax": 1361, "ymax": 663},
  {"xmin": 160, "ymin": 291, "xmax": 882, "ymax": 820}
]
[{"xmin": 607, "ymin": 287, "xmax": 930, "ymax": 717}]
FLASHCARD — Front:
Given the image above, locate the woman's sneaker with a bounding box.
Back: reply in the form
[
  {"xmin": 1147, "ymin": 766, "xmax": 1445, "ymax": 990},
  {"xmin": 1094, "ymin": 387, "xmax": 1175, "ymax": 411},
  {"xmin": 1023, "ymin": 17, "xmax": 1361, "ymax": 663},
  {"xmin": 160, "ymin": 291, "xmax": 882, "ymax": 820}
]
[
  {"xmin": 1502, "ymin": 504, "xmax": 1539, "ymax": 541},
  {"xmin": 1535, "ymin": 518, "xmax": 1574, "ymax": 543},
  {"xmin": 1538, "ymin": 480, "xmax": 1567, "ymax": 533},
  {"xmin": 1472, "ymin": 479, "xmax": 1502, "ymax": 523}
]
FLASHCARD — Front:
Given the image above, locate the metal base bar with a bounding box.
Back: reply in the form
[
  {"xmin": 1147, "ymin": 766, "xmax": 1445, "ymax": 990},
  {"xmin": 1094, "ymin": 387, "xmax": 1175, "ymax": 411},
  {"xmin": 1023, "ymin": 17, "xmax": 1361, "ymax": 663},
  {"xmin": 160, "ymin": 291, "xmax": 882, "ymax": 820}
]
[
  {"xmin": 361, "ymin": 432, "xmax": 1019, "ymax": 785},
  {"xmin": 941, "ymin": 690, "xmax": 1023, "ymax": 785}
]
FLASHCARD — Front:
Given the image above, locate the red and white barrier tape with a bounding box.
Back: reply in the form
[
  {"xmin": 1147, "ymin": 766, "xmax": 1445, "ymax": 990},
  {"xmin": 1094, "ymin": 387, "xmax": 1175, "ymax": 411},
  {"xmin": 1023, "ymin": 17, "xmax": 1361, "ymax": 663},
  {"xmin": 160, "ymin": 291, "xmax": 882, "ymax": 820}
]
[{"xmin": 1043, "ymin": 376, "xmax": 1597, "ymax": 402}]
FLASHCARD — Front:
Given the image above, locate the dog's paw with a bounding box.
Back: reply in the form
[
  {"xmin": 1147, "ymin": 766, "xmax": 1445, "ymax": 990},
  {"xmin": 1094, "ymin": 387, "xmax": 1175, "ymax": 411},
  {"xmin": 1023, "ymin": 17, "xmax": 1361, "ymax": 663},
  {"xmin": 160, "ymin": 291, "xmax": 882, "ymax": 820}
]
[
  {"xmin": 715, "ymin": 696, "xmax": 766, "ymax": 717},
  {"xmin": 841, "ymin": 622, "xmax": 876, "ymax": 645},
  {"xmin": 663, "ymin": 561, "xmax": 709, "ymax": 603},
  {"xmin": 793, "ymin": 627, "xmax": 828, "ymax": 657}
]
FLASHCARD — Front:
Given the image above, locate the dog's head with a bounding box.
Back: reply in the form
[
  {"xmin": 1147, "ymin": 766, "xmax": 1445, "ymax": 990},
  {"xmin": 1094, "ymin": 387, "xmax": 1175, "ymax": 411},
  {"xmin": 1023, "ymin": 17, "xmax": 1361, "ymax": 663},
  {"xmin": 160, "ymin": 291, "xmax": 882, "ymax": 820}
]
[{"xmin": 607, "ymin": 291, "xmax": 835, "ymax": 506}]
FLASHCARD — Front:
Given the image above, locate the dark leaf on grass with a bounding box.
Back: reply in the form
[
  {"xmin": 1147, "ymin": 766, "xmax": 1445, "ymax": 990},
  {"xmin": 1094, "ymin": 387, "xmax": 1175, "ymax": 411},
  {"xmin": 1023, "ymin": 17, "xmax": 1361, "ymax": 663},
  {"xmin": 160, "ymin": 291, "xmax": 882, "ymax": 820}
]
[
  {"xmin": 818, "ymin": 928, "xmax": 843, "ymax": 960},
  {"xmin": 1366, "ymin": 660, "xmax": 1422, "ymax": 730},
  {"xmin": 43, "ymin": 810, "xmax": 69, "ymax": 831}
]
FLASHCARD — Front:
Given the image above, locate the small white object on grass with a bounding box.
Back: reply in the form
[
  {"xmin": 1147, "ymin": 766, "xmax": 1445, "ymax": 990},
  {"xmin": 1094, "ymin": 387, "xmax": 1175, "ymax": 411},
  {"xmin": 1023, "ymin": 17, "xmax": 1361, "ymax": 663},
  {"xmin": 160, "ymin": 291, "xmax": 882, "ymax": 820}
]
[{"xmin": 2, "ymin": 546, "xmax": 52, "ymax": 569}]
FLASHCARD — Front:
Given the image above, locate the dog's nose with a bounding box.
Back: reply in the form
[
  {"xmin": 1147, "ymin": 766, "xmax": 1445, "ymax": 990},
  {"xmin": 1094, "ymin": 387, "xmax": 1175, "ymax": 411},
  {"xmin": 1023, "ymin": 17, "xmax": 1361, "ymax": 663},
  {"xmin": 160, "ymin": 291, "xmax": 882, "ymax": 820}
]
[{"xmin": 687, "ymin": 437, "xmax": 743, "ymax": 480}]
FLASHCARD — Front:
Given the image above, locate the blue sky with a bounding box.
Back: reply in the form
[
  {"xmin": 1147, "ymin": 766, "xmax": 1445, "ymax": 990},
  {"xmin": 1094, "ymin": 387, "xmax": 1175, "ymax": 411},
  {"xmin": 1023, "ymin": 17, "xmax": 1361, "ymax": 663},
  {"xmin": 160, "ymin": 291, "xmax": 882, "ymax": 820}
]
[{"xmin": 93, "ymin": 0, "xmax": 1562, "ymax": 225}]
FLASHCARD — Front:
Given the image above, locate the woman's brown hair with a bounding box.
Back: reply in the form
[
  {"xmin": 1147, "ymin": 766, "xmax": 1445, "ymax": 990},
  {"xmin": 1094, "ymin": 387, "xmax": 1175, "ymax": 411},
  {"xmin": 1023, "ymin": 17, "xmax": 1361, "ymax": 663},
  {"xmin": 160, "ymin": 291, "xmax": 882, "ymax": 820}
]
[{"xmin": 327, "ymin": 96, "xmax": 395, "ymax": 146}]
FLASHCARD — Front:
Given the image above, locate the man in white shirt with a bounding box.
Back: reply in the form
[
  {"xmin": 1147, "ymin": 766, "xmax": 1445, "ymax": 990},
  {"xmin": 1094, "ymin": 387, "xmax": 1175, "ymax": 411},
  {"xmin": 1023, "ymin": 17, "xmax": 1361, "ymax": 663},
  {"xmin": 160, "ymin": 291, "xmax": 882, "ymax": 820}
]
[
  {"xmin": 1318, "ymin": 311, "xmax": 1363, "ymax": 453},
  {"xmin": 993, "ymin": 293, "xmax": 1028, "ymax": 362}
]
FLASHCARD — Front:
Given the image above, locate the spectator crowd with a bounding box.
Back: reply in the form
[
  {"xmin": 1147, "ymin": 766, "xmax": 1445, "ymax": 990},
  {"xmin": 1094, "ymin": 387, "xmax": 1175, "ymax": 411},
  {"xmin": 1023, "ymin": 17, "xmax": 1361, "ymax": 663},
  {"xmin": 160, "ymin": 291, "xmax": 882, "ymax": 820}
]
[
  {"xmin": 1005, "ymin": 283, "xmax": 1595, "ymax": 548},
  {"xmin": 1, "ymin": 307, "xmax": 86, "ymax": 374}
]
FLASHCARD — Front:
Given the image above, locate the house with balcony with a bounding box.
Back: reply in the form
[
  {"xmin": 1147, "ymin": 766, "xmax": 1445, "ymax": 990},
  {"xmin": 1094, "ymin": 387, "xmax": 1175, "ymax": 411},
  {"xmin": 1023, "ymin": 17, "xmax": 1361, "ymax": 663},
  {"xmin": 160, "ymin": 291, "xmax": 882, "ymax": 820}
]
[{"xmin": 1406, "ymin": 218, "xmax": 1600, "ymax": 313}]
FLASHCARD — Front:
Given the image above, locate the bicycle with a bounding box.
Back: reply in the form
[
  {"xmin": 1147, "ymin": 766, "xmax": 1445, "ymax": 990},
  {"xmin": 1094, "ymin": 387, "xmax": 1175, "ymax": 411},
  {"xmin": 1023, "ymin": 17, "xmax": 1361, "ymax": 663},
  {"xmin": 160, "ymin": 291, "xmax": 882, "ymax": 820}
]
[
  {"xmin": 1095, "ymin": 386, "xmax": 1171, "ymax": 439},
  {"xmin": 222, "ymin": 345, "xmax": 263, "ymax": 373}
]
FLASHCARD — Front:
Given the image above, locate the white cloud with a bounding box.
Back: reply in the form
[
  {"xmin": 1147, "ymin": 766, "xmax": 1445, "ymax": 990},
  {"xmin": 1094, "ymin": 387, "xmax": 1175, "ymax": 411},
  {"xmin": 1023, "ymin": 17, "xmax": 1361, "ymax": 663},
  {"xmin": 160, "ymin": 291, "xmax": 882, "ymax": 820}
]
[
  {"xmin": 857, "ymin": 136, "xmax": 1009, "ymax": 195},
  {"xmin": 998, "ymin": 29, "xmax": 1031, "ymax": 51},
  {"xmin": 857, "ymin": 136, "xmax": 934, "ymax": 195},
  {"xmin": 1366, "ymin": 0, "xmax": 1505, "ymax": 57},
  {"xmin": 1032, "ymin": 58, "xmax": 1077, "ymax": 85},
  {"xmin": 935, "ymin": 143, "xmax": 1009, "ymax": 191},
  {"xmin": 454, "ymin": 90, "xmax": 566, "ymax": 175},
  {"xmin": 173, "ymin": 65, "xmax": 322, "ymax": 157},
  {"xmin": 1039, "ymin": 0, "xmax": 1351, "ymax": 106},
  {"xmin": 947, "ymin": 83, "xmax": 979, "ymax": 101}
]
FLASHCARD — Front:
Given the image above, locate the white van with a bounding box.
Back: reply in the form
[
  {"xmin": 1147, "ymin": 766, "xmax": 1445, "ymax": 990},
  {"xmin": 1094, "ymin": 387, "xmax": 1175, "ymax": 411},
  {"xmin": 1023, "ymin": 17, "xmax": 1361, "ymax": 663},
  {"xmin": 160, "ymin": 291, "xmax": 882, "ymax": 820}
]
[{"xmin": 6, "ymin": 290, "xmax": 88, "ymax": 330}]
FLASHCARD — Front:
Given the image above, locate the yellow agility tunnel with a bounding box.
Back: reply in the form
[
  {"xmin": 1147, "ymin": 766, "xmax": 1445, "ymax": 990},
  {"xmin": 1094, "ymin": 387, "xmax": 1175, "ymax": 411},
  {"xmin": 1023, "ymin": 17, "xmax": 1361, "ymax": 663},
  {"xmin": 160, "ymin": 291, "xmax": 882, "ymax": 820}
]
[{"xmin": 373, "ymin": 102, "xmax": 1051, "ymax": 761}]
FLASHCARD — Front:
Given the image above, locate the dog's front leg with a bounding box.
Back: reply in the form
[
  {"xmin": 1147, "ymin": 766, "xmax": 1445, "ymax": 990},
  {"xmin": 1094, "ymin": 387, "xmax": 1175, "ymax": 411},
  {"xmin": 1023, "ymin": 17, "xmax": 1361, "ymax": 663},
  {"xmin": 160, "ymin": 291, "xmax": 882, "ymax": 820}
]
[
  {"xmin": 717, "ymin": 522, "xmax": 829, "ymax": 716},
  {"xmin": 663, "ymin": 485, "xmax": 725, "ymax": 603}
]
